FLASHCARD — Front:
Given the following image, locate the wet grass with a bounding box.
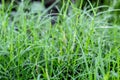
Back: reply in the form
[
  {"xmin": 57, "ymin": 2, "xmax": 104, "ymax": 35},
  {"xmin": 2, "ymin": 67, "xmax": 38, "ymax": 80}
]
[{"xmin": 0, "ymin": 0, "xmax": 120, "ymax": 80}]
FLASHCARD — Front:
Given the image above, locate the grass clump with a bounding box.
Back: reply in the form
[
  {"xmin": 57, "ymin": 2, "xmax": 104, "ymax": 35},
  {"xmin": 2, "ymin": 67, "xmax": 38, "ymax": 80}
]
[{"xmin": 0, "ymin": 0, "xmax": 120, "ymax": 80}]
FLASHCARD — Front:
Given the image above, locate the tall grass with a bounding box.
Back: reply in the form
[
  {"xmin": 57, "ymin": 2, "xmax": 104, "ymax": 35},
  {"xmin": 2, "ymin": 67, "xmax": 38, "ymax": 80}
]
[{"xmin": 0, "ymin": 0, "xmax": 120, "ymax": 79}]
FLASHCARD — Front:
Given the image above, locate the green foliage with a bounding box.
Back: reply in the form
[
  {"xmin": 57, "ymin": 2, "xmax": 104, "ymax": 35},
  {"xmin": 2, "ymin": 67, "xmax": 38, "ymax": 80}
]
[{"xmin": 0, "ymin": 0, "xmax": 120, "ymax": 79}]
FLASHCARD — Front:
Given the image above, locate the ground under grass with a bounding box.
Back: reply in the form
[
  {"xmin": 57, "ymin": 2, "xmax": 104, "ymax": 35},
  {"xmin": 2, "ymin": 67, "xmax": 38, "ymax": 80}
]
[{"xmin": 0, "ymin": 1, "xmax": 120, "ymax": 80}]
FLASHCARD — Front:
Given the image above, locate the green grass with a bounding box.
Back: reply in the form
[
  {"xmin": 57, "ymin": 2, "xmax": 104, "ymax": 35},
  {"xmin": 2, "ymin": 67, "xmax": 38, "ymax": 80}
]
[{"xmin": 0, "ymin": 0, "xmax": 120, "ymax": 80}]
